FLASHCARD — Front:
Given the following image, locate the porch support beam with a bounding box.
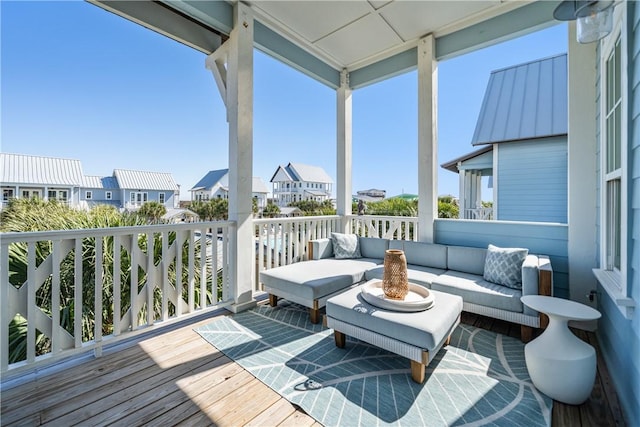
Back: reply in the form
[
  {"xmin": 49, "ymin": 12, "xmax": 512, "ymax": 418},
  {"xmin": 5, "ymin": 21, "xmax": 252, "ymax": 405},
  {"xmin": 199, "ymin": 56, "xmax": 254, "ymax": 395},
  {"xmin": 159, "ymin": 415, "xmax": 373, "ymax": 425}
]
[
  {"xmin": 224, "ymin": 2, "xmax": 256, "ymax": 313},
  {"xmin": 567, "ymin": 22, "xmax": 598, "ymax": 309},
  {"xmin": 417, "ymin": 35, "xmax": 438, "ymax": 242},
  {"xmin": 337, "ymin": 69, "xmax": 353, "ymax": 231}
]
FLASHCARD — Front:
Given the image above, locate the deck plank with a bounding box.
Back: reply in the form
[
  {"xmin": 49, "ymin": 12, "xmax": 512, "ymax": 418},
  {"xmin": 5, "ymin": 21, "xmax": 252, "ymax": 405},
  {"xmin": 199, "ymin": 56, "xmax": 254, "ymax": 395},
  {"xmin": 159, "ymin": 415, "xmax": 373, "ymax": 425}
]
[{"xmin": 0, "ymin": 309, "xmax": 624, "ymax": 427}]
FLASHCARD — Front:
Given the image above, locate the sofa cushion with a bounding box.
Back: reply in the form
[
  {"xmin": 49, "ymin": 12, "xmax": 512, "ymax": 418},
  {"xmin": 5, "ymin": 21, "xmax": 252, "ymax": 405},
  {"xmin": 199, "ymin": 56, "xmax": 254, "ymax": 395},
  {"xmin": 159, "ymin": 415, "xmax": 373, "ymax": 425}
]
[
  {"xmin": 483, "ymin": 244, "xmax": 529, "ymax": 289},
  {"xmin": 446, "ymin": 246, "xmax": 486, "ymax": 275},
  {"xmin": 389, "ymin": 240, "xmax": 447, "ymax": 269},
  {"xmin": 260, "ymin": 258, "xmax": 379, "ymax": 301},
  {"xmin": 432, "ymin": 270, "xmax": 523, "ymax": 313},
  {"xmin": 331, "ymin": 233, "xmax": 361, "ymax": 259},
  {"xmin": 359, "ymin": 237, "xmax": 389, "ymax": 259},
  {"xmin": 365, "ymin": 264, "xmax": 444, "ymax": 288}
]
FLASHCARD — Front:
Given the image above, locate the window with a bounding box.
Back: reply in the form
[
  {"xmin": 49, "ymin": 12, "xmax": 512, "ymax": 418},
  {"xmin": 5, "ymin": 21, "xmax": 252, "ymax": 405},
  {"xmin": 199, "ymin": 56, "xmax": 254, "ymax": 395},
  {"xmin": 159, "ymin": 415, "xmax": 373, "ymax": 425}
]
[
  {"xmin": 130, "ymin": 192, "xmax": 148, "ymax": 205},
  {"xmin": 106, "ymin": 191, "xmax": 112, "ymax": 200},
  {"xmin": 159, "ymin": 193, "xmax": 165, "ymax": 204},
  {"xmin": 86, "ymin": 191, "xmax": 92, "ymax": 200},
  {"xmin": 3, "ymin": 189, "xmax": 14, "ymax": 201},
  {"xmin": 595, "ymin": 3, "xmax": 628, "ymax": 308}
]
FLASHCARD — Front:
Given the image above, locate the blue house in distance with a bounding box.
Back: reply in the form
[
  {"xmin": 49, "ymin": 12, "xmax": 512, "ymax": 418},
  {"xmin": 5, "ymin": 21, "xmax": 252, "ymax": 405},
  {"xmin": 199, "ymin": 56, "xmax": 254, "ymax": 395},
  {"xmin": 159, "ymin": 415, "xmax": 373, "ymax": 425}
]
[{"xmin": 442, "ymin": 54, "xmax": 568, "ymax": 223}]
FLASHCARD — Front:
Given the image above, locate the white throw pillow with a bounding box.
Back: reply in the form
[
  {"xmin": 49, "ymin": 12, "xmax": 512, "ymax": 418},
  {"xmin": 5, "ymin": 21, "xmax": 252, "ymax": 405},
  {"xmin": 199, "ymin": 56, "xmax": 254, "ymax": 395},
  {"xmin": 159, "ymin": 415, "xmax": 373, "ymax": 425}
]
[
  {"xmin": 483, "ymin": 244, "xmax": 528, "ymax": 289},
  {"xmin": 331, "ymin": 232, "xmax": 361, "ymax": 259}
]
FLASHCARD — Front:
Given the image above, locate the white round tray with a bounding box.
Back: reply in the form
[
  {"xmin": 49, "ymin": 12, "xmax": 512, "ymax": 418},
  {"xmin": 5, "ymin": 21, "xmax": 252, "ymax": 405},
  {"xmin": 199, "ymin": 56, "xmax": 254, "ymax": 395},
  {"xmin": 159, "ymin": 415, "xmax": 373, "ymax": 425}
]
[{"xmin": 360, "ymin": 280, "xmax": 435, "ymax": 312}]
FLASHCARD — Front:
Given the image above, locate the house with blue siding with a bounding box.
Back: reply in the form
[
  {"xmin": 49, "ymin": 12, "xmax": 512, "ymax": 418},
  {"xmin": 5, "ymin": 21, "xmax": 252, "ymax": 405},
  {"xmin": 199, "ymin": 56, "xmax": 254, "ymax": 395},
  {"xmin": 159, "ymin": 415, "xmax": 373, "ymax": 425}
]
[
  {"xmin": 442, "ymin": 54, "xmax": 568, "ymax": 223},
  {"xmin": 0, "ymin": 153, "xmax": 180, "ymax": 211},
  {"xmin": 81, "ymin": 175, "xmax": 120, "ymax": 209},
  {"xmin": 114, "ymin": 168, "xmax": 179, "ymax": 210},
  {"xmin": 1, "ymin": 153, "xmax": 83, "ymax": 208}
]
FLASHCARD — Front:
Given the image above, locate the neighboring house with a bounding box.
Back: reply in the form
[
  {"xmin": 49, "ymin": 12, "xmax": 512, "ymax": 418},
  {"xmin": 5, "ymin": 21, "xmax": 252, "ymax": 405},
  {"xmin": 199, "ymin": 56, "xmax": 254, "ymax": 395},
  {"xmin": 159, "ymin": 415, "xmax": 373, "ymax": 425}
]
[
  {"xmin": 82, "ymin": 175, "xmax": 120, "ymax": 209},
  {"xmin": 114, "ymin": 169, "xmax": 180, "ymax": 210},
  {"xmin": 355, "ymin": 188, "xmax": 386, "ymax": 202},
  {"xmin": 441, "ymin": 54, "xmax": 568, "ymax": 223},
  {"xmin": 0, "ymin": 153, "xmax": 180, "ymax": 211},
  {"xmin": 1, "ymin": 153, "xmax": 83, "ymax": 208},
  {"xmin": 189, "ymin": 169, "xmax": 269, "ymax": 210},
  {"xmin": 270, "ymin": 162, "xmax": 333, "ymax": 207}
]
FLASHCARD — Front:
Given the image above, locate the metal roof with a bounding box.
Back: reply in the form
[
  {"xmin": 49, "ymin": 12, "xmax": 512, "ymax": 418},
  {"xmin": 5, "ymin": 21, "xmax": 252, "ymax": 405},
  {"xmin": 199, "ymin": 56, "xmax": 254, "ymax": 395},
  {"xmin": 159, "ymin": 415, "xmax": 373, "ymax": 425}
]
[
  {"xmin": 471, "ymin": 53, "xmax": 567, "ymax": 146},
  {"xmin": 113, "ymin": 169, "xmax": 179, "ymax": 191},
  {"xmin": 286, "ymin": 163, "xmax": 333, "ymax": 184},
  {"xmin": 441, "ymin": 145, "xmax": 493, "ymax": 173},
  {"xmin": 0, "ymin": 153, "xmax": 84, "ymax": 186},
  {"xmin": 191, "ymin": 169, "xmax": 269, "ymax": 194},
  {"xmin": 83, "ymin": 175, "xmax": 119, "ymax": 189},
  {"xmin": 252, "ymin": 177, "xmax": 269, "ymax": 194},
  {"xmin": 190, "ymin": 169, "xmax": 229, "ymax": 191}
]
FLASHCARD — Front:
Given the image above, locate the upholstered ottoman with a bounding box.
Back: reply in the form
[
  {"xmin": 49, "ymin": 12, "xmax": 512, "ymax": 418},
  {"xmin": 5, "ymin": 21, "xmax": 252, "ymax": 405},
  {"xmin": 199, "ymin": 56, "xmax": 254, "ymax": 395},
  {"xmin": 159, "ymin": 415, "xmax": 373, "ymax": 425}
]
[{"xmin": 326, "ymin": 283, "xmax": 463, "ymax": 383}]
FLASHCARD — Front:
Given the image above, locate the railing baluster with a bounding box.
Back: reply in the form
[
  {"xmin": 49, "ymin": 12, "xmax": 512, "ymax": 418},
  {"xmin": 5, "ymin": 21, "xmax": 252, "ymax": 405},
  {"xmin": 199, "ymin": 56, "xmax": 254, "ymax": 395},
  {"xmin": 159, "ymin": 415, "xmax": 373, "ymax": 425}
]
[
  {"xmin": 0, "ymin": 242, "xmax": 9, "ymax": 371},
  {"xmin": 26, "ymin": 242, "xmax": 36, "ymax": 364},
  {"xmin": 131, "ymin": 233, "xmax": 139, "ymax": 330},
  {"xmin": 199, "ymin": 230, "xmax": 206, "ymax": 310},
  {"xmin": 161, "ymin": 231, "xmax": 169, "ymax": 321},
  {"xmin": 51, "ymin": 240, "xmax": 61, "ymax": 354},
  {"xmin": 146, "ymin": 232, "xmax": 154, "ymax": 325},
  {"xmin": 188, "ymin": 230, "xmax": 195, "ymax": 312},
  {"xmin": 94, "ymin": 237, "xmax": 103, "ymax": 357},
  {"xmin": 113, "ymin": 235, "xmax": 121, "ymax": 336},
  {"xmin": 175, "ymin": 230, "xmax": 184, "ymax": 315}
]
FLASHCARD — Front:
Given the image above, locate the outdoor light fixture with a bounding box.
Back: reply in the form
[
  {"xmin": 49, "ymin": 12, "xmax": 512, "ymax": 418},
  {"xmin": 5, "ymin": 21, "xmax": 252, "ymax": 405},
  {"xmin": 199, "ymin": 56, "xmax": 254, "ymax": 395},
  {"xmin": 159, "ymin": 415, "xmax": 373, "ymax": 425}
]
[{"xmin": 553, "ymin": 1, "xmax": 617, "ymax": 44}]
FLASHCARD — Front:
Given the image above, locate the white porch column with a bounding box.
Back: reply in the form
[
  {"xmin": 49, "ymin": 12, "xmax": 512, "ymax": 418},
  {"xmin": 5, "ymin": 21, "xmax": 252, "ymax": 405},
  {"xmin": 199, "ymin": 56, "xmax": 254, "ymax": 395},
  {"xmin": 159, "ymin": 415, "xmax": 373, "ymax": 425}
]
[
  {"xmin": 206, "ymin": 3, "xmax": 256, "ymax": 312},
  {"xmin": 337, "ymin": 69, "xmax": 353, "ymax": 231},
  {"xmin": 567, "ymin": 22, "xmax": 598, "ymax": 308},
  {"xmin": 417, "ymin": 35, "xmax": 438, "ymax": 242}
]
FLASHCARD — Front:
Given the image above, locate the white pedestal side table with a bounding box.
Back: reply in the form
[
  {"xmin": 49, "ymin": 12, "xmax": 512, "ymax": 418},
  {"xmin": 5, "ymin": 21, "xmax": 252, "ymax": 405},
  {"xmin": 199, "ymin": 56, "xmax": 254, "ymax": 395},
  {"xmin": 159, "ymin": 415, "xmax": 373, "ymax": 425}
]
[{"xmin": 521, "ymin": 295, "xmax": 601, "ymax": 405}]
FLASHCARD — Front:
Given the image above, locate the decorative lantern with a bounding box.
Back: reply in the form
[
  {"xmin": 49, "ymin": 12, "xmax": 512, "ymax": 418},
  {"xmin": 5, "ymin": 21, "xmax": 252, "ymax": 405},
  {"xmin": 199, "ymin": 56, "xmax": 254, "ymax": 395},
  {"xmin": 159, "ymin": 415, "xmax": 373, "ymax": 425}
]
[{"xmin": 382, "ymin": 249, "xmax": 409, "ymax": 300}]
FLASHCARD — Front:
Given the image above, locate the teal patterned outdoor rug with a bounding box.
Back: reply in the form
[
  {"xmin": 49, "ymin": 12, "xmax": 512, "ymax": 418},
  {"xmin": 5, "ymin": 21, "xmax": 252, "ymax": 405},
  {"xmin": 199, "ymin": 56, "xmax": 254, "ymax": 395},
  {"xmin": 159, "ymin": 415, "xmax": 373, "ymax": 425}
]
[{"xmin": 195, "ymin": 302, "xmax": 552, "ymax": 426}]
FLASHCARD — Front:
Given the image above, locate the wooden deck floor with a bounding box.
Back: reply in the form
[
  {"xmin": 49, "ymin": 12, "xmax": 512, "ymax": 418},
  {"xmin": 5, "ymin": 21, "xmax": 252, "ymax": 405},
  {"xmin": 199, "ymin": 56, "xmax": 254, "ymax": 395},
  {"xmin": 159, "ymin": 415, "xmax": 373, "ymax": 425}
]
[{"xmin": 1, "ymin": 307, "xmax": 626, "ymax": 427}]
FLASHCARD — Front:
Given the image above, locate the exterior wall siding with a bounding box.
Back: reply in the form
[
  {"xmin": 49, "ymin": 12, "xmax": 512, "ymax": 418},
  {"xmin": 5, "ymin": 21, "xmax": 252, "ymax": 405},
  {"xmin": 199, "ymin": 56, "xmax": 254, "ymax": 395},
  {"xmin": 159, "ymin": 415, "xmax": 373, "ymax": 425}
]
[
  {"xmin": 496, "ymin": 137, "xmax": 568, "ymax": 223},
  {"xmin": 596, "ymin": 3, "xmax": 640, "ymax": 425},
  {"xmin": 434, "ymin": 219, "xmax": 569, "ymax": 298}
]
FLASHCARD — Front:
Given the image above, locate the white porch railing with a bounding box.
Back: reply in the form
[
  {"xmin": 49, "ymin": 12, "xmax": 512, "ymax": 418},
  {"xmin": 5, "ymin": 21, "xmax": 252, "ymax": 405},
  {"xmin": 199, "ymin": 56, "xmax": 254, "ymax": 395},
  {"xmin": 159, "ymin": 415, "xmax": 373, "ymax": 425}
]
[
  {"xmin": 0, "ymin": 221, "xmax": 234, "ymax": 374},
  {"xmin": 347, "ymin": 215, "xmax": 419, "ymax": 241},
  {"xmin": 253, "ymin": 216, "xmax": 341, "ymax": 282}
]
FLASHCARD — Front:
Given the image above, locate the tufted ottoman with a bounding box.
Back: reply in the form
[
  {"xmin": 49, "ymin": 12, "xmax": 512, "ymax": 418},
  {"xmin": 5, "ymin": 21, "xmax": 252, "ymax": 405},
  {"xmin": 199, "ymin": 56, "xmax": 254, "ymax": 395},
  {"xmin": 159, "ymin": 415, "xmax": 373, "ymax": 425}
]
[{"xmin": 326, "ymin": 282, "xmax": 463, "ymax": 383}]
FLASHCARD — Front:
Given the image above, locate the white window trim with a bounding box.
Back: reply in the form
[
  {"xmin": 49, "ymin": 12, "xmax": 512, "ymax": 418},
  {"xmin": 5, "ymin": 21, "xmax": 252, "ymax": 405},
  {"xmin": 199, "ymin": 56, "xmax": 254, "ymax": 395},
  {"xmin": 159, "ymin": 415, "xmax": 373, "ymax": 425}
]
[
  {"xmin": 85, "ymin": 191, "xmax": 92, "ymax": 200},
  {"xmin": 106, "ymin": 191, "xmax": 112, "ymax": 200},
  {"xmin": 159, "ymin": 192, "xmax": 165, "ymax": 204},
  {"xmin": 593, "ymin": 2, "xmax": 634, "ymax": 319}
]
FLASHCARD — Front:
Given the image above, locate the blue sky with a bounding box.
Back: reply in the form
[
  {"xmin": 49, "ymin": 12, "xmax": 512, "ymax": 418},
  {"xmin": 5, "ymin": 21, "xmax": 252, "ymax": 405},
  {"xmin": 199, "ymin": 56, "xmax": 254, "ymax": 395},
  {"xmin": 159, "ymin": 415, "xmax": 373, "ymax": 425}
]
[{"xmin": 1, "ymin": 1, "xmax": 567, "ymax": 201}]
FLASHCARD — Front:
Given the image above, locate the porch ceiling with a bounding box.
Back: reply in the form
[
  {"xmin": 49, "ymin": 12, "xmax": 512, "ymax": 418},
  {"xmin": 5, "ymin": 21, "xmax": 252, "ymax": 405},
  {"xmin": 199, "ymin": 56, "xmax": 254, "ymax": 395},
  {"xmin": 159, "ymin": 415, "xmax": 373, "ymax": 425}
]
[{"xmin": 90, "ymin": 0, "xmax": 560, "ymax": 88}]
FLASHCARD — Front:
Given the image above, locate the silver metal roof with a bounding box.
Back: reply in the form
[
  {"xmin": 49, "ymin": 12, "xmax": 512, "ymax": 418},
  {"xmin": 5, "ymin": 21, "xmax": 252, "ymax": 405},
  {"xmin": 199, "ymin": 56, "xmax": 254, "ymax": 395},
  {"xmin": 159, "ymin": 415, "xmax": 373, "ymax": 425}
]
[
  {"xmin": 190, "ymin": 169, "xmax": 269, "ymax": 194},
  {"xmin": 286, "ymin": 163, "xmax": 333, "ymax": 184},
  {"xmin": 252, "ymin": 177, "xmax": 269, "ymax": 194},
  {"xmin": 83, "ymin": 175, "xmax": 119, "ymax": 189},
  {"xmin": 471, "ymin": 53, "xmax": 567, "ymax": 146},
  {"xmin": 113, "ymin": 169, "xmax": 179, "ymax": 191},
  {"xmin": 0, "ymin": 153, "xmax": 84, "ymax": 186}
]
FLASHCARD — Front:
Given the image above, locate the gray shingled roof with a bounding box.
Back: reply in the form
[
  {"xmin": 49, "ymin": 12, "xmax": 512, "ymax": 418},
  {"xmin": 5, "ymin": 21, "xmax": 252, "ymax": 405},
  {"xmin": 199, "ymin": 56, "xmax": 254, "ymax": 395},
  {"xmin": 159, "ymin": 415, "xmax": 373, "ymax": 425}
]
[
  {"xmin": 83, "ymin": 175, "xmax": 119, "ymax": 189},
  {"xmin": 113, "ymin": 169, "xmax": 179, "ymax": 191},
  {"xmin": 472, "ymin": 53, "xmax": 567, "ymax": 146},
  {"xmin": 1, "ymin": 153, "xmax": 84, "ymax": 186}
]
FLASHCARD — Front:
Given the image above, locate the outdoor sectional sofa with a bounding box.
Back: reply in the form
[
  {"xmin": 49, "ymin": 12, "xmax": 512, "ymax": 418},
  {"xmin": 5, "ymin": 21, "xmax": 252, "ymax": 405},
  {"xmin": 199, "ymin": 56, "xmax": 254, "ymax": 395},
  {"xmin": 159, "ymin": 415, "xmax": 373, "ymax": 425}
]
[{"xmin": 259, "ymin": 235, "xmax": 553, "ymax": 341}]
